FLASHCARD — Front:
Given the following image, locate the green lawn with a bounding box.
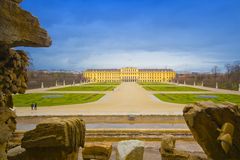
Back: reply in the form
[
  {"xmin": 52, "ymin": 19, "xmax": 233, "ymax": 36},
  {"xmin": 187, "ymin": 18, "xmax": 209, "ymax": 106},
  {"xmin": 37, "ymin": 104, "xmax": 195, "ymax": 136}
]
[
  {"xmin": 154, "ymin": 94, "xmax": 240, "ymax": 105},
  {"xmin": 138, "ymin": 82, "xmax": 171, "ymax": 85},
  {"xmin": 13, "ymin": 93, "xmax": 104, "ymax": 107},
  {"xmin": 50, "ymin": 85, "xmax": 116, "ymax": 91},
  {"xmin": 143, "ymin": 85, "xmax": 206, "ymax": 91},
  {"xmin": 86, "ymin": 82, "xmax": 120, "ymax": 85}
]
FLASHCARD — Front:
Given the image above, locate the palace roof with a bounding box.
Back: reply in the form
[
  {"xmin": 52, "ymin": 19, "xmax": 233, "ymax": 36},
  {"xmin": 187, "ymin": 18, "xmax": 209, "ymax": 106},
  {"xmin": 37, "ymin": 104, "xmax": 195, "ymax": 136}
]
[
  {"xmin": 139, "ymin": 69, "xmax": 174, "ymax": 72},
  {"xmin": 85, "ymin": 69, "xmax": 120, "ymax": 72},
  {"xmin": 85, "ymin": 68, "xmax": 174, "ymax": 72}
]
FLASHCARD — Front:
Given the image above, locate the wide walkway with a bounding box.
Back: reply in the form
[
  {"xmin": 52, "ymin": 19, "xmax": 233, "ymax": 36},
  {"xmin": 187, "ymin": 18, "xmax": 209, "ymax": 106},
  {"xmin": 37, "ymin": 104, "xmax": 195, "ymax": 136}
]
[{"xmin": 16, "ymin": 82, "xmax": 185, "ymax": 116}]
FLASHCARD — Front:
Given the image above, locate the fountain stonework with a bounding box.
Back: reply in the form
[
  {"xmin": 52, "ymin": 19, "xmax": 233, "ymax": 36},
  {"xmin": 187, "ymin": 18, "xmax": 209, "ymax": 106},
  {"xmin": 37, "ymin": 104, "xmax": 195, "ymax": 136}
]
[
  {"xmin": 183, "ymin": 101, "xmax": 240, "ymax": 160},
  {"xmin": 0, "ymin": 0, "xmax": 51, "ymax": 159},
  {"xmin": 20, "ymin": 118, "xmax": 85, "ymax": 160}
]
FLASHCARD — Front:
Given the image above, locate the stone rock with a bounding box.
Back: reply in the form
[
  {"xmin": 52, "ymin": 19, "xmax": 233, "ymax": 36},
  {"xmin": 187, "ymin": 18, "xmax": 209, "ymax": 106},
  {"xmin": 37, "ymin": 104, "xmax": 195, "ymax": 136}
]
[
  {"xmin": 22, "ymin": 117, "xmax": 85, "ymax": 149},
  {"xmin": 160, "ymin": 134, "xmax": 176, "ymax": 153},
  {"xmin": 161, "ymin": 150, "xmax": 190, "ymax": 160},
  {"xmin": 0, "ymin": 48, "xmax": 29, "ymax": 160},
  {"xmin": 0, "ymin": 49, "xmax": 29, "ymax": 96},
  {"xmin": 183, "ymin": 101, "xmax": 240, "ymax": 160},
  {"xmin": 160, "ymin": 134, "xmax": 207, "ymax": 160},
  {"xmin": 0, "ymin": 108, "xmax": 16, "ymax": 160},
  {"xmin": 0, "ymin": 108, "xmax": 16, "ymax": 143},
  {"xmin": 0, "ymin": 0, "xmax": 51, "ymax": 48},
  {"xmin": 7, "ymin": 146, "xmax": 26, "ymax": 160},
  {"xmin": 0, "ymin": 48, "xmax": 28, "ymax": 159},
  {"xmin": 82, "ymin": 142, "xmax": 112, "ymax": 160},
  {"xmin": 116, "ymin": 140, "xmax": 144, "ymax": 160},
  {"xmin": 0, "ymin": 0, "xmax": 51, "ymax": 159},
  {"xmin": 7, "ymin": 131, "xmax": 24, "ymax": 151},
  {"xmin": 21, "ymin": 117, "xmax": 85, "ymax": 160},
  {"xmin": 160, "ymin": 134, "xmax": 189, "ymax": 160}
]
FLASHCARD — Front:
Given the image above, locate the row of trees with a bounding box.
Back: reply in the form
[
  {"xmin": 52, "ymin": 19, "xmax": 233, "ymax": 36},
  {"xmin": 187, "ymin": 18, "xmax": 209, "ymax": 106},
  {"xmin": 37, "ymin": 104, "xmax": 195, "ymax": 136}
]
[
  {"xmin": 27, "ymin": 71, "xmax": 86, "ymax": 89},
  {"xmin": 176, "ymin": 62, "xmax": 240, "ymax": 91}
]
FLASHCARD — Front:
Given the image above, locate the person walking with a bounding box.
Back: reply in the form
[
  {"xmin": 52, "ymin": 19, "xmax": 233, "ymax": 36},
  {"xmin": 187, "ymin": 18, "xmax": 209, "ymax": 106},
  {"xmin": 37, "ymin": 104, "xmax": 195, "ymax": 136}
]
[
  {"xmin": 31, "ymin": 103, "xmax": 34, "ymax": 110},
  {"xmin": 34, "ymin": 103, "xmax": 37, "ymax": 110}
]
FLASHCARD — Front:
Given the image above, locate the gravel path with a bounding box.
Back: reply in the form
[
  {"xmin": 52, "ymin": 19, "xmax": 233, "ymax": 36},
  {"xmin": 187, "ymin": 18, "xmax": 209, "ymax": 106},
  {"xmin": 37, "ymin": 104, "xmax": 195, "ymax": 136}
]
[
  {"xmin": 16, "ymin": 82, "xmax": 185, "ymax": 116},
  {"xmin": 16, "ymin": 82, "xmax": 239, "ymax": 116}
]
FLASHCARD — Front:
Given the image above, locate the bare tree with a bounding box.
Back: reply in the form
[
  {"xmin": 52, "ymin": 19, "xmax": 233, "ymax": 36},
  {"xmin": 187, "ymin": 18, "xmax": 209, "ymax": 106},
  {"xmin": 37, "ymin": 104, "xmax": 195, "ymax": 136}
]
[
  {"xmin": 211, "ymin": 65, "xmax": 220, "ymax": 80},
  {"xmin": 230, "ymin": 62, "xmax": 240, "ymax": 83},
  {"xmin": 225, "ymin": 64, "xmax": 231, "ymax": 80},
  {"xmin": 176, "ymin": 62, "xmax": 239, "ymax": 90}
]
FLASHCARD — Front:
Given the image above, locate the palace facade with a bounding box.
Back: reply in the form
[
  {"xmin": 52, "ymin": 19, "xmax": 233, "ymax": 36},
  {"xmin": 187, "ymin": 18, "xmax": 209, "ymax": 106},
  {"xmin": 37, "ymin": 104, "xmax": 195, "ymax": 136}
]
[{"xmin": 83, "ymin": 67, "xmax": 176, "ymax": 83}]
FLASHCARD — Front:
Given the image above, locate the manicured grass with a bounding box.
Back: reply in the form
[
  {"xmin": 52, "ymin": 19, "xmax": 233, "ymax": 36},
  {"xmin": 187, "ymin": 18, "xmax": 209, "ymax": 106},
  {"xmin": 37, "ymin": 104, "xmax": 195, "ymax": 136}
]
[
  {"xmin": 13, "ymin": 93, "xmax": 104, "ymax": 107},
  {"xmin": 86, "ymin": 82, "xmax": 120, "ymax": 85},
  {"xmin": 138, "ymin": 82, "xmax": 171, "ymax": 85},
  {"xmin": 154, "ymin": 94, "xmax": 240, "ymax": 105},
  {"xmin": 50, "ymin": 85, "xmax": 116, "ymax": 91},
  {"xmin": 143, "ymin": 85, "xmax": 206, "ymax": 91}
]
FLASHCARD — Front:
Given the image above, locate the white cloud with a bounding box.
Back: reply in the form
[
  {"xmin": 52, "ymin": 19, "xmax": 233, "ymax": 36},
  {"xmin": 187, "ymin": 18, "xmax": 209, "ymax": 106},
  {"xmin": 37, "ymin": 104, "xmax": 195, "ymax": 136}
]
[{"xmin": 79, "ymin": 50, "xmax": 218, "ymax": 72}]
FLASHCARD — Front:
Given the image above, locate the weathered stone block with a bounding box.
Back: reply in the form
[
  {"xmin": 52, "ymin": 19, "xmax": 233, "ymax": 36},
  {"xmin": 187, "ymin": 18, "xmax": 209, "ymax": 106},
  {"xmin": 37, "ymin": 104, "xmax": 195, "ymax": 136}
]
[
  {"xmin": 160, "ymin": 134, "xmax": 190, "ymax": 160},
  {"xmin": 21, "ymin": 117, "xmax": 85, "ymax": 160},
  {"xmin": 160, "ymin": 134, "xmax": 176, "ymax": 153},
  {"xmin": 82, "ymin": 142, "xmax": 112, "ymax": 160},
  {"xmin": 116, "ymin": 140, "xmax": 144, "ymax": 160},
  {"xmin": 160, "ymin": 134, "xmax": 207, "ymax": 160},
  {"xmin": 183, "ymin": 101, "xmax": 240, "ymax": 160}
]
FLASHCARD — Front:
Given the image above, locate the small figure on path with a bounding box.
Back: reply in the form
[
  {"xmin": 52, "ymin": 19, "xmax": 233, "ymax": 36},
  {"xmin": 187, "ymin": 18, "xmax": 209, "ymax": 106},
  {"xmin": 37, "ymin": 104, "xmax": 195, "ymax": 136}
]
[
  {"xmin": 31, "ymin": 103, "xmax": 34, "ymax": 110},
  {"xmin": 34, "ymin": 103, "xmax": 38, "ymax": 110}
]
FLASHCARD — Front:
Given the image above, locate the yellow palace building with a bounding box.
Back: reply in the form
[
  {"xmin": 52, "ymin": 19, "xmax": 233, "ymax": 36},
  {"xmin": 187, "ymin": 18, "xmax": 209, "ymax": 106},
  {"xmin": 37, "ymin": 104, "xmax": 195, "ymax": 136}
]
[{"xmin": 83, "ymin": 67, "xmax": 176, "ymax": 83}]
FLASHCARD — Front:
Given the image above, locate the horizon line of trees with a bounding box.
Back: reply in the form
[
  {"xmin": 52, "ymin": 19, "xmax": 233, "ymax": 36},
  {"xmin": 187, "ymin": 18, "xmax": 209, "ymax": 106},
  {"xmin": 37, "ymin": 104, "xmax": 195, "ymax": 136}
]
[
  {"xmin": 176, "ymin": 62, "xmax": 240, "ymax": 91},
  {"xmin": 27, "ymin": 70, "xmax": 86, "ymax": 89}
]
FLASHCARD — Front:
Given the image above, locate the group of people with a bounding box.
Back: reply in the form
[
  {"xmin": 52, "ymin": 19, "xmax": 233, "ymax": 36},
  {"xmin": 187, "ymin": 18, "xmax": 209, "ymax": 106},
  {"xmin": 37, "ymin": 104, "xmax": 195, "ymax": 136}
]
[{"xmin": 31, "ymin": 103, "xmax": 38, "ymax": 110}]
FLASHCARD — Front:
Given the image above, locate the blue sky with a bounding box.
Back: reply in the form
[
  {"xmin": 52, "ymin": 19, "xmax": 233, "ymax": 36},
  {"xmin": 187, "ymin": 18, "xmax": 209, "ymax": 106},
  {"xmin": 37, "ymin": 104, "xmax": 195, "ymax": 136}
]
[{"xmin": 19, "ymin": 0, "xmax": 240, "ymax": 72}]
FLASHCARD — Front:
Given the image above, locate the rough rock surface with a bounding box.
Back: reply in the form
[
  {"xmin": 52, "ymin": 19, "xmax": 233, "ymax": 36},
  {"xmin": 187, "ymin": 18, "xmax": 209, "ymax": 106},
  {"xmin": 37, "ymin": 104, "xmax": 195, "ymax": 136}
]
[
  {"xmin": 183, "ymin": 101, "xmax": 240, "ymax": 160},
  {"xmin": 22, "ymin": 118, "xmax": 85, "ymax": 149},
  {"xmin": 0, "ymin": 108, "xmax": 17, "ymax": 160},
  {"xmin": 116, "ymin": 140, "xmax": 144, "ymax": 160},
  {"xmin": 160, "ymin": 134, "xmax": 206, "ymax": 160},
  {"xmin": 82, "ymin": 142, "xmax": 112, "ymax": 160},
  {"xmin": 7, "ymin": 146, "xmax": 26, "ymax": 160},
  {"xmin": 0, "ymin": 0, "xmax": 51, "ymax": 159},
  {"xmin": 20, "ymin": 117, "xmax": 85, "ymax": 160},
  {"xmin": 0, "ymin": 49, "xmax": 28, "ymax": 160},
  {"xmin": 0, "ymin": 49, "xmax": 29, "ymax": 95},
  {"xmin": 160, "ymin": 134, "xmax": 176, "ymax": 153},
  {"xmin": 0, "ymin": 0, "xmax": 51, "ymax": 48}
]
